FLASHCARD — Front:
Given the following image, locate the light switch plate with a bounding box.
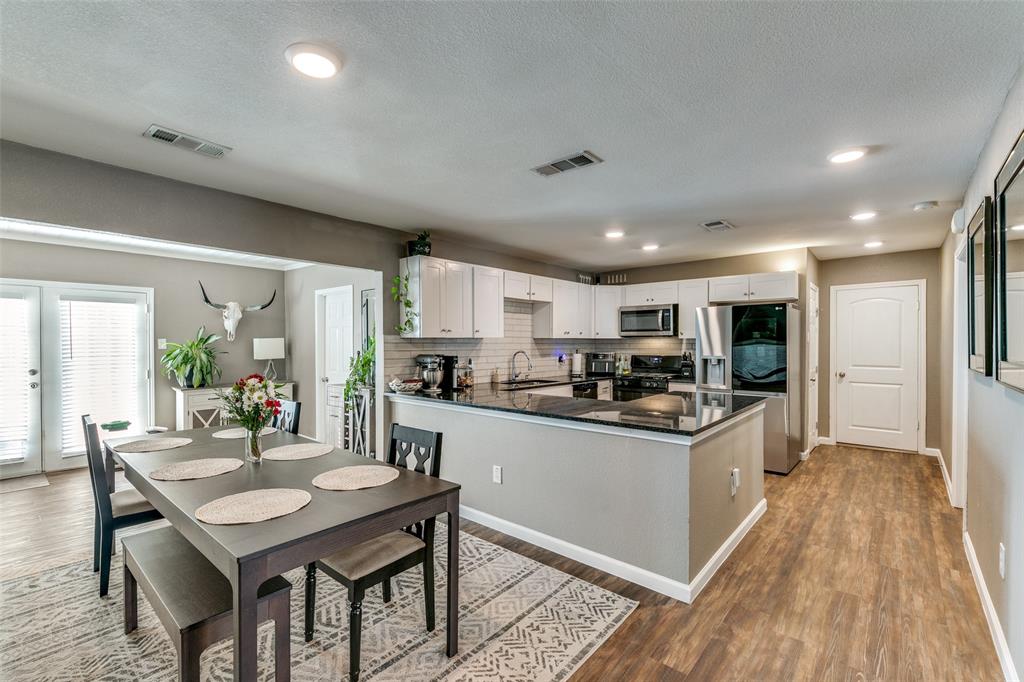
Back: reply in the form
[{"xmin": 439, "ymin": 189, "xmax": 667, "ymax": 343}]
[
  {"xmin": 157, "ymin": 338, "xmax": 168, "ymax": 350},
  {"xmin": 492, "ymin": 465, "xmax": 503, "ymax": 485},
  {"xmin": 999, "ymin": 542, "xmax": 1006, "ymax": 579}
]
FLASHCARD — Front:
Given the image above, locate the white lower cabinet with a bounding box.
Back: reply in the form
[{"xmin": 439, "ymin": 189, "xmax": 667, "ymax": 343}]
[
  {"xmin": 597, "ymin": 379, "xmax": 613, "ymax": 400},
  {"xmin": 525, "ymin": 384, "xmax": 573, "ymax": 397},
  {"xmin": 173, "ymin": 383, "xmax": 294, "ymax": 430}
]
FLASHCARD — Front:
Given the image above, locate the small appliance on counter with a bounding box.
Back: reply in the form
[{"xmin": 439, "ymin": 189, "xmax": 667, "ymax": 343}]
[
  {"xmin": 585, "ymin": 352, "xmax": 616, "ymax": 378},
  {"xmin": 415, "ymin": 354, "xmax": 459, "ymax": 393}
]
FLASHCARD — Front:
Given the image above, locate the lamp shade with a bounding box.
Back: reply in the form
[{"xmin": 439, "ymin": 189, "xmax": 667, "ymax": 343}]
[{"xmin": 253, "ymin": 337, "xmax": 286, "ymax": 360}]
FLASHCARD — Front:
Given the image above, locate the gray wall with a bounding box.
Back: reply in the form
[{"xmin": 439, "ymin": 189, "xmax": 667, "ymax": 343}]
[
  {"xmin": 600, "ymin": 247, "xmax": 809, "ymax": 284},
  {"xmin": 939, "ymin": 232, "xmax": 956, "ymax": 474},
  {"xmin": 960, "ymin": 64, "xmax": 1024, "ymax": 673},
  {"xmin": 0, "ymin": 141, "xmax": 583, "ymax": 333},
  {"xmin": 284, "ymin": 263, "xmax": 379, "ymax": 436},
  {"xmin": 816, "ymin": 248, "xmax": 942, "ymax": 449},
  {"xmin": 0, "ymin": 238, "xmax": 284, "ymax": 428}
]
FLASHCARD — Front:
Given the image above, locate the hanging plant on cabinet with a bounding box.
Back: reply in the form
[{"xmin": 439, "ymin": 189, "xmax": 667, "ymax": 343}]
[{"xmin": 391, "ymin": 274, "xmax": 417, "ymax": 335}]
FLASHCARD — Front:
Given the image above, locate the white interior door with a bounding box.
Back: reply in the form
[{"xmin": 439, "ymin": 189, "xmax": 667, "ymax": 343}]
[
  {"xmin": 317, "ymin": 287, "xmax": 353, "ymax": 442},
  {"xmin": 807, "ymin": 283, "xmax": 820, "ymax": 448},
  {"xmin": 834, "ymin": 283, "xmax": 921, "ymax": 451},
  {"xmin": 0, "ymin": 284, "xmax": 41, "ymax": 479}
]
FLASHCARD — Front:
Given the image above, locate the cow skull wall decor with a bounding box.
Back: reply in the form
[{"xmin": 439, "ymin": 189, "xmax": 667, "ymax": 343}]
[{"xmin": 199, "ymin": 281, "xmax": 276, "ymax": 342}]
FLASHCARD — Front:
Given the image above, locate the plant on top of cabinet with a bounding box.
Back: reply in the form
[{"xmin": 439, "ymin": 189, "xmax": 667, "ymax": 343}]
[
  {"xmin": 407, "ymin": 230, "xmax": 432, "ymax": 256},
  {"xmin": 391, "ymin": 274, "xmax": 418, "ymax": 334},
  {"xmin": 160, "ymin": 326, "xmax": 224, "ymax": 388}
]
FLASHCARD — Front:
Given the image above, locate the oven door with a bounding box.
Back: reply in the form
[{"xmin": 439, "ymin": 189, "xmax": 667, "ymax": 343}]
[
  {"xmin": 613, "ymin": 385, "xmax": 664, "ymax": 401},
  {"xmin": 619, "ymin": 305, "xmax": 677, "ymax": 336}
]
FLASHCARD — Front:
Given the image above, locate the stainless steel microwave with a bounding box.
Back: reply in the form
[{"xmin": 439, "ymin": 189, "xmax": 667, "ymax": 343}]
[{"xmin": 619, "ymin": 304, "xmax": 678, "ymax": 337}]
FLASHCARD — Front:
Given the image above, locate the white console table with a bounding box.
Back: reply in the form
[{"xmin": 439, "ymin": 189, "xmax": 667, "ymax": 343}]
[{"xmin": 172, "ymin": 382, "xmax": 295, "ymax": 430}]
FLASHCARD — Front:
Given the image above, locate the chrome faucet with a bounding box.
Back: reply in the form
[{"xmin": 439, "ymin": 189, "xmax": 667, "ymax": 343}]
[{"xmin": 511, "ymin": 350, "xmax": 533, "ymax": 381}]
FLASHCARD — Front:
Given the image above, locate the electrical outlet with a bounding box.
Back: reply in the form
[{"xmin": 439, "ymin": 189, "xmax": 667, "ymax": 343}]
[
  {"xmin": 492, "ymin": 465, "xmax": 503, "ymax": 485},
  {"xmin": 999, "ymin": 542, "xmax": 1006, "ymax": 579},
  {"xmin": 157, "ymin": 338, "xmax": 168, "ymax": 350}
]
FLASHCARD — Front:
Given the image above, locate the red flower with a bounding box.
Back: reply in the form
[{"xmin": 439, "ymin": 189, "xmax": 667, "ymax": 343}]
[
  {"xmin": 273, "ymin": 407, "xmax": 281, "ymax": 415},
  {"xmin": 264, "ymin": 399, "xmax": 276, "ymax": 408}
]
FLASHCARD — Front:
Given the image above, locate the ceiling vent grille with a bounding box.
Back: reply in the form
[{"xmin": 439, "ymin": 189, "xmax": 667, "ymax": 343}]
[
  {"xmin": 700, "ymin": 219, "xmax": 736, "ymax": 233},
  {"xmin": 532, "ymin": 150, "xmax": 603, "ymax": 177},
  {"xmin": 143, "ymin": 125, "xmax": 232, "ymax": 158}
]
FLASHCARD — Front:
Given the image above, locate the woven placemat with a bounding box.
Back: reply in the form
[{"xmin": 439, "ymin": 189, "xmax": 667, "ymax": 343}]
[
  {"xmin": 149, "ymin": 458, "xmax": 244, "ymax": 481},
  {"xmin": 263, "ymin": 443, "xmax": 334, "ymax": 461},
  {"xmin": 211, "ymin": 426, "xmax": 277, "ymax": 439},
  {"xmin": 113, "ymin": 437, "xmax": 193, "ymax": 453},
  {"xmin": 195, "ymin": 488, "xmax": 311, "ymax": 525},
  {"xmin": 312, "ymin": 465, "xmax": 400, "ymax": 491}
]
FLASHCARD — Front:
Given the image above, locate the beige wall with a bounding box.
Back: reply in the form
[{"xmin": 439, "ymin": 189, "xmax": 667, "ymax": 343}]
[
  {"xmin": 284, "ymin": 263, "xmax": 379, "ymax": 436},
  {"xmin": 816, "ymin": 248, "xmax": 942, "ymax": 449},
  {"xmin": 600, "ymin": 247, "xmax": 808, "ymax": 284},
  {"xmin": 0, "ymin": 141, "xmax": 582, "ymax": 333},
  {"xmin": 960, "ymin": 64, "xmax": 1024, "ymax": 675},
  {"xmin": 0, "ymin": 238, "xmax": 284, "ymax": 428},
  {"xmin": 938, "ymin": 232, "xmax": 956, "ymax": 473}
]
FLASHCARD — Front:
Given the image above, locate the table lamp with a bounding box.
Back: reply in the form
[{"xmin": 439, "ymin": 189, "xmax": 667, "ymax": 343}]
[{"xmin": 253, "ymin": 338, "xmax": 285, "ymax": 382}]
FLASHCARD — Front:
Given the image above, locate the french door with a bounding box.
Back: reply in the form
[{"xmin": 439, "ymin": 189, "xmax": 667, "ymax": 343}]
[
  {"xmin": 0, "ymin": 280, "xmax": 152, "ymax": 478},
  {"xmin": 0, "ymin": 284, "xmax": 42, "ymax": 478}
]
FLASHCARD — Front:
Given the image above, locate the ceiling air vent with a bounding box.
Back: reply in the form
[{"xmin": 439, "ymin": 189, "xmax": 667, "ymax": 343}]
[
  {"xmin": 143, "ymin": 125, "xmax": 232, "ymax": 159},
  {"xmin": 700, "ymin": 219, "xmax": 736, "ymax": 233},
  {"xmin": 532, "ymin": 150, "xmax": 603, "ymax": 177}
]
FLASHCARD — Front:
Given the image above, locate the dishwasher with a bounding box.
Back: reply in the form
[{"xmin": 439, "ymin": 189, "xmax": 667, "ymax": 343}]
[{"xmin": 572, "ymin": 381, "xmax": 599, "ymax": 399}]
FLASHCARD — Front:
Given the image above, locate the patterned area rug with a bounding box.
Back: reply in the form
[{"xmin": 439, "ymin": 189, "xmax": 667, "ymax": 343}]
[{"xmin": 0, "ymin": 526, "xmax": 635, "ymax": 681}]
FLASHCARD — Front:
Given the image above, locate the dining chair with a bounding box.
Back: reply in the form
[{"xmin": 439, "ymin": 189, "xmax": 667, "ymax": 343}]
[
  {"xmin": 303, "ymin": 423, "xmax": 443, "ymax": 682},
  {"xmin": 123, "ymin": 525, "xmax": 291, "ymax": 682},
  {"xmin": 272, "ymin": 399, "xmax": 301, "ymax": 434},
  {"xmin": 82, "ymin": 415, "xmax": 163, "ymax": 597}
]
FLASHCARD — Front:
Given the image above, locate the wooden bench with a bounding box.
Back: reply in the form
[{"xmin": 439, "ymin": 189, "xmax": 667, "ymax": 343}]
[{"xmin": 122, "ymin": 526, "xmax": 292, "ymax": 681}]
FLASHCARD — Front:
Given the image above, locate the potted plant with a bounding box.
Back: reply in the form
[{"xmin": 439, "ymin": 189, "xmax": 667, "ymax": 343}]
[
  {"xmin": 217, "ymin": 374, "xmax": 282, "ymax": 462},
  {"xmin": 160, "ymin": 326, "xmax": 224, "ymax": 388},
  {"xmin": 407, "ymin": 230, "xmax": 432, "ymax": 256},
  {"xmin": 344, "ymin": 338, "xmax": 376, "ymax": 456},
  {"xmin": 344, "ymin": 337, "xmax": 376, "ymax": 402}
]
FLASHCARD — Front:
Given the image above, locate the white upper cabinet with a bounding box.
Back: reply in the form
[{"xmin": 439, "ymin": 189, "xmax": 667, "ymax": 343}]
[
  {"xmin": 504, "ymin": 271, "xmax": 554, "ymax": 303},
  {"xmin": 708, "ymin": 271, "xmax": 798, "ymax": 303},
  {"xmin": 592, "ymin": 285, "xmax": 622, "ymax": 338},
  {"xmin": 577, "ymin": 283, "xmax": 593, "ymax": 339},
  {"xmin": 399, "ymin": 256, "xmax": 472, "ymax": 337},
  {"xmin": 472, "ymin": 266, "xmax": 504, "ymax": 338},
  {"xmin": 748, "ymin": 271, "xmax": 799, "ymax": 301},
  {"xmin": 533, "ymin": 280, "xmax": 582, "ymax": 338},
  {"xmin": 676, "ymin": 278, "xmax": 709, "ymax": 338},
  {"xmin": 624, "ymin": 282, "xmax": 678, "ymax": 305},
  {"xmin": 503, "ymin": 271, "xmax": 531, "ymax": 301}
]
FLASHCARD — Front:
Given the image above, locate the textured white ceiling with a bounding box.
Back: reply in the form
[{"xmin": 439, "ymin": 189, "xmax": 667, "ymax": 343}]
[{"xmin": 1, "ymin": 2, "xmax": 1022, "ymax": 269}]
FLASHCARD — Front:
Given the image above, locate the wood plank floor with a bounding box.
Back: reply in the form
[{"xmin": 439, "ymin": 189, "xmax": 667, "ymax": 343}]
[{"xmin": 0, "ymin": 444, "xmax": 1001, "ymax": 680}]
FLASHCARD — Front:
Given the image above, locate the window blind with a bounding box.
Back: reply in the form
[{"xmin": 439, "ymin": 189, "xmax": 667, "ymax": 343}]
[
  {"xmin": 59, "ymin": 298, "xmax": 144, "ymax": 455},
  {"xmin": 0, "ymin": 296, "xmax": 30, "ymax": 462}
]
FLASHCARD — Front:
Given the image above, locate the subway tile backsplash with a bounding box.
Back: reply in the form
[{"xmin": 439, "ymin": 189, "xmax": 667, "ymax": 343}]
[{"xmin": 383, "ymin": 300, "xmax": 694, "ymax": 382}]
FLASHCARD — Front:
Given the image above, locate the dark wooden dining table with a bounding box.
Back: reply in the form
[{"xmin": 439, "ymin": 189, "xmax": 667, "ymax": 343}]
[{"xmin": 105, "ymin": 426, "xmax": 461, "ymax": 681}]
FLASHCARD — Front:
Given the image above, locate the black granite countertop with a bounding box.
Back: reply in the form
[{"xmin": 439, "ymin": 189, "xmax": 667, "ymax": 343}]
[{"xmin": 386, "ymin": 386, "xmax": 764, "ymax": 437}]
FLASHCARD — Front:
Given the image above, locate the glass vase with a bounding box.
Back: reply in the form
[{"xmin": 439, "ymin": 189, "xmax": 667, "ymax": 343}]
[{"xmin": 245, "ymin": 429, "xmax": 263, "ymax": 463}]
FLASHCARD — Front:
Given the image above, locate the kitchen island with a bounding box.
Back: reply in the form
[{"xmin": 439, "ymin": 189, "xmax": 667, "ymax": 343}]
[{"xmin": 386, "ymin": 387, "xmax": 766, "ymax": 603}]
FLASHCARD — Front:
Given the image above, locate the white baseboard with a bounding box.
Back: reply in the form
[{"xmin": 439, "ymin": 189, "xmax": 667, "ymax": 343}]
[
  {"xmin": 817, "ymin": 436, "xmax": 836, "ymax": 446},
  {"xmin": 927, "ymin": 447, "xmax": 957, "ymax": 508},
  {"xmin": 922, "ymin": 447, "xmax": 940, "ymax": 457},
  {"xmin": 461, "ymin": 498, "xmax": 767, "ymax": 605},
  {"xmin": 964, "ymin": 531, "xmax": 1020, "ymax": 682}
]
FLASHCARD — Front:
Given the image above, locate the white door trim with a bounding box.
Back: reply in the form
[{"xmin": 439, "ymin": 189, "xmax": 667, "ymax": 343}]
[
  {"xmin": 806, "ymin": 282, "xmax": 820, "ymax": 452},
  {"xmin": 952, "ymin": 236, "xmax": 969, "ymax": 510},
  {"xmin": 829, "ymin": 279, "xmax": 927, "ymax": 454}
]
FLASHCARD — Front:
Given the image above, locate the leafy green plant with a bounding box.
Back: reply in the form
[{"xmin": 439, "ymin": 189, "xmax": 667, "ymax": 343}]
[
  {"xmin": 391, "ymin": 274, "xmax": 418, "ymax": 335},
  {"xmin": 344, "ymin": 336, "xmax": 376, "ymax": 401},
  {"xmin": 160, "ymin": 326, "xmax": 224, "ymax": 388},
  {"xmin": 414, "ymin": 230, "xmax": 431, "ymax": 243}
]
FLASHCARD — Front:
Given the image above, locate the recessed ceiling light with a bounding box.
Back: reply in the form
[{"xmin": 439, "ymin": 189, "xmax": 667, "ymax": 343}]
[
  {"xmin": 1011, "ymin": 224, "xmax": 1024, "ymax": 232},
  {"xmin": 605, "ymin": 230, "xmax": 624, "ymax": 239},
  {"xmin": 828, "ymin": 147, "xmax": 867, "ymax": 164},
  {"xmin": 913, "ymin": 201, "xmax": 939, "ymax": 212},
  {"xmin": 285, "ymin": 43, "xmax": 341, "ymax": 79},
  {"xmin": 864, "ymin": 241, "xmax": 883, "ymax": 248},
  {"xmin": 642, "ymin": 244, "xmax": 659, "ymax": 251},
  {"xmin": 851, "ymin": 211, "xmax": 877, "ymax": 221}
]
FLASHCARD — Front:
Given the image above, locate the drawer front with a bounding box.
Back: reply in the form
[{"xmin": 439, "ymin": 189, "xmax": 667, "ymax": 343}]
[{"xmin": 188, "ymin": 393, "xmax": 224, "ymax": 412}]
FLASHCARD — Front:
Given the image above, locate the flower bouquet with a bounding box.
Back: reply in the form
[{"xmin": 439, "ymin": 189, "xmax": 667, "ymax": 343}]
[{"xmin": 218, "ymin": 374, "xmax": 282, "ymax": 462}]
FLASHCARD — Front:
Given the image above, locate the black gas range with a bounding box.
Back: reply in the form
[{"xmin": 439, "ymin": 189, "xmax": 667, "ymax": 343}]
[{"xmin": 613, "ymin": 355, "xmax": 695, "ymax": 401}]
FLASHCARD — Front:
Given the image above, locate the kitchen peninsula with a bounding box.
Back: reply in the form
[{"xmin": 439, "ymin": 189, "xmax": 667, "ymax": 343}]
[{"xmin": 386, "ymin": 387, "xmax": 766, "ymax": 603}]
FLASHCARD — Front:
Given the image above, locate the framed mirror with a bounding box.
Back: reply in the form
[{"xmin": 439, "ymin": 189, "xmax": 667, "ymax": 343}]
[
  {"xmin": 995, "ymin": 129, "xmax": 1024, "ymax": 391},
  {"xmin": 967, "ymin": 197, "xmax": 994, "ymax": 374}
]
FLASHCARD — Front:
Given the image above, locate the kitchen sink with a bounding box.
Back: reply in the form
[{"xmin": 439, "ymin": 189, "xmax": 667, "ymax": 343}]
[{"xmin": 496, "ymin": 378, "xmax": 559, "ymax": 389}]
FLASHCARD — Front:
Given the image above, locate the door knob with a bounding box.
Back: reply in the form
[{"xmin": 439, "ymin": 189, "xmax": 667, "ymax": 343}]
[
  {"xmin": 29, "ymin": 382, "xmax": 39, "ymax": 389},
  {"xmin": 838, "ymin": 371, "xmax": 846, "ymax": 378},
  {"xmin": 810, "ymin": 376, "xmax": 816, "ymax": 382},
  {"xmin": 321, "ymin": 377, "xmax": 329, "ymax": 383}
]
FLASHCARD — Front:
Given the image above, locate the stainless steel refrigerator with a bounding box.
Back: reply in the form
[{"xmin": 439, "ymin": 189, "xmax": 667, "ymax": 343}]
[{"xmin": 695, "ymin": 303, "xmax": 803, "ymax": 474}]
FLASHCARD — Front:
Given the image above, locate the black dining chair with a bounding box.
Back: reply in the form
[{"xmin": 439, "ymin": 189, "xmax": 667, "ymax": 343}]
[
  {"xmin": 303, "ymin": 423, "xmax": 443, "ymax": 682},
  {"xmin": 272, "ymin": 399, "xmax": 301, "ymax": 434},
  {"xmin": 82, "ymin": 415, "xmax": 163, "ymax": 597}
]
